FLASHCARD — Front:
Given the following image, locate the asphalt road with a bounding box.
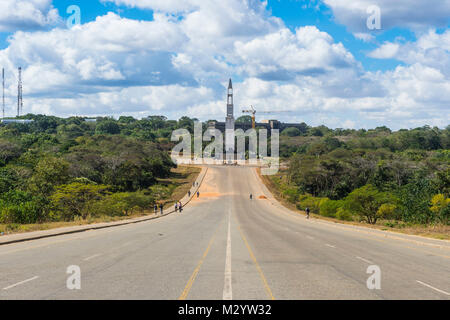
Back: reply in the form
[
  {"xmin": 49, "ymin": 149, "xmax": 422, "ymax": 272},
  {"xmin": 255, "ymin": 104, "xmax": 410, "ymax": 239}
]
[{"xmin": 0, "ymin": 166, "xmax": 449, "ymax": 300}]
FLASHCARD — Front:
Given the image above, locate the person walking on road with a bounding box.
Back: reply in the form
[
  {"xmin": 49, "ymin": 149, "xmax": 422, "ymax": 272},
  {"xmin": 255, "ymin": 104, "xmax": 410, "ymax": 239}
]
[
  {"xmin": 197, "ymin": 191, "xmax": 200, "ymax": 198},
  {"xmin": 250, "ymin": 194, "xmax": 253, "ymax": 200},
  {"xmin": 175, "ymin": 203, "xmax": 178, "ymax": 212},
  {"xmin": 159, "ymin": 203, "xmax": 163, "ymax": 215},
  {"xmin": 154, "ymin": 204, "xmax": 157, "ymax": 214},
  {"xmin": 306, "ymin": 207, "xmax": 310, "ymax": 219},
  {"xmin": 179, "ymin": 202, "xmax": 183, "ymax": 212},
  {"xmin": 188, "ymin": 191, "xmax": 191, "ymax": 197}
]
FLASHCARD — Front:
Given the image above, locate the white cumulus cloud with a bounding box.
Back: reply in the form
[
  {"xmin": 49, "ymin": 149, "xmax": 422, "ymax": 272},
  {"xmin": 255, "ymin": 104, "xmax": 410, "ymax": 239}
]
[
  {"xmin": 0, "ymin": 0, "xmax": 448, "ymax": 129},
  {"xmin": 323, "ymin": 0, "xmax": 450, "ymax": 32},
  {"xmin": 0, "ymin": 0, "xmax": 60, "ymax": 32}
]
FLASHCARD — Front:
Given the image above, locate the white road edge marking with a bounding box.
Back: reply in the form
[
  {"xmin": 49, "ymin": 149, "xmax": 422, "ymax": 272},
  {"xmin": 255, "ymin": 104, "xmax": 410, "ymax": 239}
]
[
  {"xmin": 3, "ymin": 276, "xmax": 39, "ymax": 290},
  {"xmin": 416, "ymin": 280, "xmax": 450, "ymax": 296},
  {"xmin": 83, "ymin": 253, "xmax": 103, "ymax": 261},
  {"xmin": 306, "ymin": 235, "xmax": 314, "ymax": 240},
  {"xmin": 325, "ymin": 244, "xmax": 336, "ymax": 248},
  {"xmin": 356, "ymin": 256, "xmax": 373, "ymax": 264},
  {"xmin": 223, "ymin": 210, "xmax": 232, "ymax": 300}
]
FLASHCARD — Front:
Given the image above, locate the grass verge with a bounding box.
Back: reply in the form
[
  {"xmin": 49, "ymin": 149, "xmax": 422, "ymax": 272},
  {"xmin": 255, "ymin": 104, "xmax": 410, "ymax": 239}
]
[
  {"xmin": 158, "ymin": 165, "xmax": 201, "ymax": 209},
  {"xmin": 257, "ymin": 168, "xmax": 450, "ymax": 241},
  {"xmin": 0, "ymin": 165, "xmax": 202, "ymax": 236}
]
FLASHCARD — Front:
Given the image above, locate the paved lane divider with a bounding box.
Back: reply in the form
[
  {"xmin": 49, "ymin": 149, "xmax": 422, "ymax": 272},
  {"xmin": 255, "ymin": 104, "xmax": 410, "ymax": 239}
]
[
  {"xmin": 83, "ymin": 253, "xmax": 103, "ymax": 261},
  {"xmin": 237, "ymin": 226, "xmax": 275, "ymax": 300},
  {"xmin": 3, "ymin": 276, "xmax": 39, "ymax": 290},
  {"xmin": 179, "ymin": 222, "xmax": 221, "ymax": 300},
  {"xmin": 356, "ymin": 256, "xmax": 374, "ymax": 264},
  {"xmin": 416, "ymin": 280, "xmax": 450, "ymax": 296},
  {"xmin": 223, "ymin": 209, "xmax": 232, "ymax": 300}
]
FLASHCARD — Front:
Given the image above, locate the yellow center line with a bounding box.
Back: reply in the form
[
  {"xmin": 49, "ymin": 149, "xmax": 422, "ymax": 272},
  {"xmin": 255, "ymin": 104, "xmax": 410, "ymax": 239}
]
[
  {"xmin": 178, "ymin": 225, "xmax": 220, "ymax": 300},
  {"xmin": 238, "ymin": 225, "xmax": 275, "ymax": 300}
]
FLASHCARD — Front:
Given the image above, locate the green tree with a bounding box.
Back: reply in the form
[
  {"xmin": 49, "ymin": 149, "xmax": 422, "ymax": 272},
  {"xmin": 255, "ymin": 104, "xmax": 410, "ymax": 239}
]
[
  {"xmin": 236, "ymin": 115, "xmax": 253, "ymax": 125},
  {"xmin": 95, "ymin": 120, "xmax": 120, "ymax": 135},
  {"xmin": 430, "ymin": 194, "xmax": 450, "ymax": 224},
  {"xmin": 435, "ymin": 168, "xmax": 450, "ymax": 195},
  {"xmin": 282, "ymin": 127, "xmax": 302, "ymax": 137},
  {"xmin": 0, "ymin": 167, "xmax": 19, "ymax": 194},
  {"xmin": 29, "ymin": 157, "xmax": 70, "ymax": 195},
  {"xmin": 51, "ymin": 183, "xmax": 109, "ymax": 221},
  {"xmin": 344, "ymin": 184, "xmax": 396, "ymax": 224},
  {"xmin": 0, "ymin": 140, "xmax": 21, "ymax": 165},
  {"xmin": 309, "ymin": 127, "xmax": 324, "ymax": 137},
  {"xmin": 398, "ymin": 177, "xmax": 435, "ymax": 224},
  {"xmin": 0, "ymin": 190, "xmax": 46, "ymax": 224}
]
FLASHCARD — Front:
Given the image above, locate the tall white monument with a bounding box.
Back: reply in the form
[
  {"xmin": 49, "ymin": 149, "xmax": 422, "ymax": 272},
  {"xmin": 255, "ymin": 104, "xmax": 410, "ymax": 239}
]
[{"xmin": 225, "ymin": 79, "xmax": 235, "ymax": 163}]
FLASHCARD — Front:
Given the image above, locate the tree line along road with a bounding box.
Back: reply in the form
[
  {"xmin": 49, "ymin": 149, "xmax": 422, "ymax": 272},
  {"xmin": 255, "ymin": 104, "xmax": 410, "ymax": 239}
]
[{"xmin": 0, "ymin": 166, "xmax": 449, "ymax": 300}]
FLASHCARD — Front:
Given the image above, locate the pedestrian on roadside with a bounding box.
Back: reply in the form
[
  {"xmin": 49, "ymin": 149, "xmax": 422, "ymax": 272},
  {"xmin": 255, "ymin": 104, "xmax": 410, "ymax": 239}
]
[
  {"xmin": 188, "ymin": 191, "xmax": 191, "ymax": 197},
  {"xmin": 306, "ymin": 207, "xmax": 310, "ymax": 219},
  {"xmin": 160, "ymin": 203, "xmax": 163, "ymax": 215},
  {"xmin": 197, "ymin": 191, "xmax": 200, "ymax": 198},
  {"xmin": 154, "ymin": 204, "xmax": 157, "ymax": 214},
  {"xmin": 175, "ymin": 203, "xmax": 178, "ymax": 212},
  {"xmin": 179, "ymin": 202, "xmax": 183, "ymax": 212}
]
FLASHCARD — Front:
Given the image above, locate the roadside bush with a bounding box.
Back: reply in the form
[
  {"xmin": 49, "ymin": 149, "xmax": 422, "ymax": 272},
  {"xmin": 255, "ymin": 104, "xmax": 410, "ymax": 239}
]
[
  {"xmin": 297, "ymin": 194, "xmax": 325, "ymax": 213},
  {"xmin": 89, "ymin": 197, "xmax": 126, "ymax": 217},
  {"xmin": 0, "ymin": 190, "xmax": 45, "ymax": 224},
  {"xmin": 149, "ymin": 185, "xmax": 172, "ymax": 201},
  {"xmin": 336, "ymin": 208, "xmax": 353, "ymax": 221},
  {"xmin": 430, "ymin": 194, "xmax": 450, "ymax": 224},
  {"xmin": 319, "ymin": 199, "xmax": 343, "ymax": 218},
  {"xmin": 90, "ymin": 192, "xmax": 154, "ymax": 217},
  {"xmin": 397, "ymin": 177, "xmax": 435, "ymax": 224},
  {"xmin": 282, "ymin": 186, "xmax": 300, "ymax": 203},
  {"xmin": 377, "ymin": 203, "xmax": 397, "ymax": 220}
]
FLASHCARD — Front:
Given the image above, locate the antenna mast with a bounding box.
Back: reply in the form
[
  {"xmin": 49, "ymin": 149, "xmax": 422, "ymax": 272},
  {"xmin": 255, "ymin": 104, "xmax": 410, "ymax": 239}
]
[{"xmin": 17, "ymin": 67, "xmax": 23, "ymax": 117}]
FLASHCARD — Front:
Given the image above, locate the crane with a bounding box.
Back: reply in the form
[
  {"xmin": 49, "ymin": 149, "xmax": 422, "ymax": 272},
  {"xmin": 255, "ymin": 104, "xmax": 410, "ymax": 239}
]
[
  {"xmin": 242, "ymin": 105, "xmax": 292, "ymax": 129},
  {"xmin": 241, "ymin": 105, "xmax": 257, "ymax": 129}
]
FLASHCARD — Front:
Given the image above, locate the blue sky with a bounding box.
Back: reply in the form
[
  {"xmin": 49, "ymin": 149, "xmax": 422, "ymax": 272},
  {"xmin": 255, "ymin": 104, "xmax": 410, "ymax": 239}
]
[
  {"xmin": 17, "ymin": 0, "xmax": 414, "ymax": 72},
  {"xmin": 268, "ymin": 0, "xmax": 415, "ymax": 72},
  {"xmin": 0, "ymin": 0, "xmax": 449, "ymax": 129}
]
